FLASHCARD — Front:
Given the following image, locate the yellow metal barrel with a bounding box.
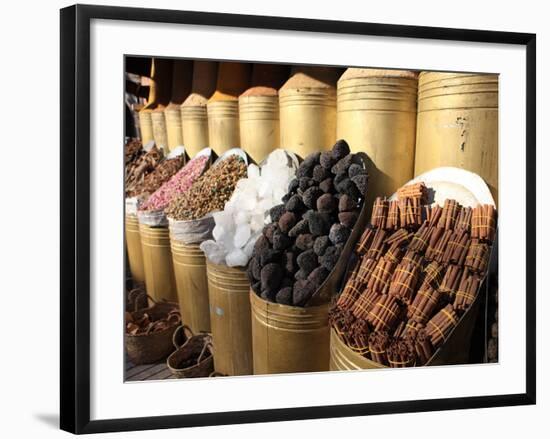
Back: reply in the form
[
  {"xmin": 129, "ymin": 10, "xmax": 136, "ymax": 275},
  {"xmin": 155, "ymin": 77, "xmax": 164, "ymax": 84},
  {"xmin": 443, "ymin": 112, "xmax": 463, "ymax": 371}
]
[
  {"xmin": 250, "ymin": 291, "xmax": 330, "ymax": 374},
  {"xmin": 337, "ymin": 68, "xmax": 418, "ymax": 208},
  {"xmin": 207, "ymin": 100, "xmax": 240, "ymax": 155},
  {"xmin": 165, "ymin": 104, "xmax": 184, "ymax": 151},
  {"xmin": 279, "ymin": 69, "xmax": 337, "ymax": 158},
  {"xmin": 206, "ymin": 261, "xmax": 252, "ymax": 376},
  {"xmin": 170, "ymin": 241, "xmax": 211, "ymax": 333},
  {"xmin": 125, "ymin": 214, "xmax": 145, "ymax": 283},
  {"xmin": 151, "ymin": 107, "xmax": 168, "ymax": 151},
  {"xmin": 415, "ymin": 72, "xmax": 499, "ymax": 202},
  {"xmin": 181, "ymin": 104, "xmax": 209, "ymax": 157},
  {"xmin": 138, "ymin": 109, "xmax": 154, "ymax": 144},
  {"xmin": 139, "ymin": 223, "xmax": 177, "ymax": 304},
  {"xmin": 239, "ymin": 93, "xmax": 279, "ymax": 164}
]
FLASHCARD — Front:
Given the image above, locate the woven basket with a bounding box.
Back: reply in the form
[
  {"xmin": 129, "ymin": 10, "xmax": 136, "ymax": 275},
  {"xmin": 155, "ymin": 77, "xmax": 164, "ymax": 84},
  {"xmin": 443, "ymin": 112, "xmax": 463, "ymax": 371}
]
[
  {"xmin": 125, "ymin": 297, "xmax": 180, "ymax": 365},
  {"xmin": 166, "ymin": 326, "xmax": 214, "ymax": 378}
]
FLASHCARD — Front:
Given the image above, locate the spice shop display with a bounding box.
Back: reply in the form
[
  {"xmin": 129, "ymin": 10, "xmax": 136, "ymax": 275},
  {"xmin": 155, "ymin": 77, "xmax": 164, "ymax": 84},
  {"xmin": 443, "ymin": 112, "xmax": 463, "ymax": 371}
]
[
  {"xmin": 330, "ymin": 182, "xmax": 497, "ymax": 368},
  {"xmin": 125, "ymin": 144, "xmax": 164, "ymax": 198}
]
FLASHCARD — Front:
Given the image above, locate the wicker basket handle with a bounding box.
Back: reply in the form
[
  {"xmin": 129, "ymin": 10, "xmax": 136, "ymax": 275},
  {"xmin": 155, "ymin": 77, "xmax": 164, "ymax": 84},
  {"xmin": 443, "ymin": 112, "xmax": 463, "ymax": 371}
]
[
  {"xmin": 129, "ymin": 290, "xmax": 148, "ymax": 312},
  {"xmin": 172, "ymin": 324, "xmax": 194, "ymax": 349},
  {"xmin": 134, "ymin": 293, "xmax": 157, "ymax": 312},
  {"xmin": 197, "ymin": 341, "xmax": 213, "ymax": 364}
]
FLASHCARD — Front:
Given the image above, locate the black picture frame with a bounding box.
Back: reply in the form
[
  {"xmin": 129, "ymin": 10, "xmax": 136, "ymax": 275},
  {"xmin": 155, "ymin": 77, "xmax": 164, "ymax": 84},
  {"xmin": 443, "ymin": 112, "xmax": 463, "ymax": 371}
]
[{"xmin": 60, "ymin": 4, "xmax": 536, "ymax": 434}]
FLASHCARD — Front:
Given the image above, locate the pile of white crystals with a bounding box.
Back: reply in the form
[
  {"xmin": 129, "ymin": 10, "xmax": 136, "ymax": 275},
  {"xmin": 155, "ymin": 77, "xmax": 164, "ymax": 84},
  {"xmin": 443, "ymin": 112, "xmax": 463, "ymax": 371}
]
[{"xmin": 200, "ymin": 149, "xmax": 298, "ymax": 267}]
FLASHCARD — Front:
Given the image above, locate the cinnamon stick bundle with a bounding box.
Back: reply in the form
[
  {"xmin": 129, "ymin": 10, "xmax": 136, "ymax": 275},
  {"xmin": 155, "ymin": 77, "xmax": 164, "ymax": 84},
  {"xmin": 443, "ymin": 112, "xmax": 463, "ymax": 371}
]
[
  {"xmin": 389, "ymin": 262, "xmax": 421, "ymax": 304},
  {"xmin": 425, "ymin": 204, "xmax": 443, "ymax": 226},
  {"xmin": 407, "ymin": 281, "xmax": 442, "ymax": 324},
  {"xmin": 329, "ymin": 307, "xmax": 356, "ymax": 342},
  {"xmin": 387, "ymin": 338, "xmax": 416, "ymax": 367},
  {"xmin": 366, "ymin": 229, "xmax": 387, "ymax": 260},
  {"xmin": 401, "ymin": 319, "xmax": 424, "ymax": 340},
  {"xmin": 445, "ymin": 230, "xmax": 470, "ymax": 265},
  {"xmin": 425, "ymin": 229, "xmax": 452, "ymax": 263},
  {"xmin": 426, "ymin": 304, "xmax": 459, "ymax": 348},
  {"xmin": 402, "ymin": 250, "xmax": 424, "ymax": 270},
  {"xmin": 385, "ymin": 228, "xmax": 413, "ymax": 247},
  {"xmin": 337, "ymin": 280, "xmax": 364, "ymax": 310},
  {"xmin": 385, "ymin": 200, "xmax": 400, "ymax": 230},
  {"xmin": 439, "ymin": 265, "xmax": 464, "ymax": 296},
  {"xmin": 351, "ymin": 289, "xmax": 382, "ymax": 320},
  {"xmin": 437, "ymin": 199, "xmax": 461, "ymax": 230},
  {"xmin": 397, "ymin": 182, "xmax": 428, "ymax": 202},
  {"xmin": 399, "ymin": 196, "xmax": 422, "ymax": 229},
  {"xmin": 348, "ymin": 319, "xmax": 371, "ymax": 355},
  {"xmin": 465, "ymin": 241, "xmax": 490, "ymax": 274},
  {"xmin": 366, "ymin": 294, "xmax": 402, "ymax": 332},
  {"xmin": 370, "ymin": 197, "xmax": 388, "ymax": 229},
  {"xmin": 409, "ymin": 221, "xmax": 431, "ymax": 253},
  {"xmin": 356, "ymin": 227, "xmax": 375, "ymax": 255},
  {"xmin": 456, "ymin": 206, "xmax": 472, "ymax": 232},
  {"xmin": 366, "ymin": 258, "xmax": 396, "ymax": 294},
  {"xmin": 385, "ymin": 241, "xmax": 405, "ymax": 265},
  {"xmin": 368, "ymin": 331, "xmax": 390, "ymax": 365},
  {"xmin": 353, "ymin": 258, "xmax": 378, "ymax": 286},
  {"xmin": 453, "ymin": 272, "xmax": 480, "ymax": 313},
  {"xmin": 471, "ymin": 204, "xmax": 497, "ymax": 242},
  {"xmin": 414, "ymin": 329, "xmax": 434, "ymax": 366},
  {"xmin": 422, "ymin": 260, "xmax": 445, "ymax": 288}
]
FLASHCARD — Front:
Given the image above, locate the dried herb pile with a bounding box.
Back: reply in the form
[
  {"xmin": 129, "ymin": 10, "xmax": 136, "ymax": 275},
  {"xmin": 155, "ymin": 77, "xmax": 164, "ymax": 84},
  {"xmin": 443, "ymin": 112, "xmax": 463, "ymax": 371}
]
[
  {"xmin": 125, "ymin": 145, "xmax": 163, "ymax": 197},
  {"xmin": 166, "ymin": 155, "xmax": 247, "ymax": 220},
  {"xmin": 330, "ymin": 186, "xmax": 497, "ymax": 367},
  {"xmin": 247, "ymin": 139, "xmax": 368, "ymax": 307}
]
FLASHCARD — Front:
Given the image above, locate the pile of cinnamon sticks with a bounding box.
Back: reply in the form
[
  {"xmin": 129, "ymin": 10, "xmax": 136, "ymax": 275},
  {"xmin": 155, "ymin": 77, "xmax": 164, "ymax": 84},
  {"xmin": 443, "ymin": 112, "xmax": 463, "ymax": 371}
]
[{"xmin": 331, "ymin": 182, "xmax": 497, "ymax": 368}]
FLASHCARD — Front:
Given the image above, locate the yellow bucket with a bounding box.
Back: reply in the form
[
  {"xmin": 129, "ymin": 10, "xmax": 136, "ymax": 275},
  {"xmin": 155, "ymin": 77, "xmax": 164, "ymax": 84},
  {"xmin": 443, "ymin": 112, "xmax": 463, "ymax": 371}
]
[
  {"xmin": 138, "ymin": 109, "xmax": 154, "ymax": 144},
  {"xmin": 250, "ymin": 291, "xmax": 330, "ymax": 374},
  {"xmin": 180, "ymin": 104, "xmax": 209, "ymax": 157},
  {"xmin": 139, "ymin": 223, "xmax": 177, "ymax": 303},
  {"xmin": 125, "ymin": 214, "xmax": 145, "ymax": 283},
  {"xmin": 239, "ymin": 94, "xmax": 279, "ymax": 163},
  {"xmin": 170, "ymin": 241, "xmax": 211, "ymax": 333},
  {"xmin": 151, "ymin": 108, "xmax": 168, "ymax": 151},
  {"xmin": 207, "ymin": 100, "xmax": 240, "ymax": 155},
  {"xmin": 165, "ymin": 104, "xmax": 184, "ymax": 151},
  {"xmin": 415, "ymin": 72, "xmax": 499, "ymax": 202},
  {"xmin": 337, "ymin": 69, "xmax": 418, "ymax": 208},
  {"xmin": 329, "ymin": 328, "xmax": 385, "ymax": 370},
  {"xmin": 206, "ymin": 261, "xmax": 253, "ymax": 376},
  {"xmin": 279, "ymin": 69, "xmax": 337, "ymax": 158}
]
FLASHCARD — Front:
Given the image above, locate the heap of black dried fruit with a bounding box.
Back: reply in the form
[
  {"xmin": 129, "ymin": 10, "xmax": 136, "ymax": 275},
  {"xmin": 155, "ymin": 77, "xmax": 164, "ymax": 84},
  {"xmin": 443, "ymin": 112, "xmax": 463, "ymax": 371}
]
[
  {"xmin": 269, "ymin": 204, "xmax": 286, "ymax": 223},
  {"xmin": 247, "ymin": 139, "xmax": 367, "ymax": 306}
]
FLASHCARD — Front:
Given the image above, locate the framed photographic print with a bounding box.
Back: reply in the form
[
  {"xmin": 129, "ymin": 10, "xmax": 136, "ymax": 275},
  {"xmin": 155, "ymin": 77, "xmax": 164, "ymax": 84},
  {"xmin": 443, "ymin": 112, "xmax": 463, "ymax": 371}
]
[{"xmin": 60, "ymin": 4, "xmax": 536, "ymax": 434}]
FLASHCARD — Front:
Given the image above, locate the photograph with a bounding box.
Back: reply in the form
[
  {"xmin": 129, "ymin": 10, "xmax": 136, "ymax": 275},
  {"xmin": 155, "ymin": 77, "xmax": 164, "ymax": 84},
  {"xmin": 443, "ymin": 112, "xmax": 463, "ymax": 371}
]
[{"xmin": 123, "ymin": 57, "xmax": 499, "ymax": 380}]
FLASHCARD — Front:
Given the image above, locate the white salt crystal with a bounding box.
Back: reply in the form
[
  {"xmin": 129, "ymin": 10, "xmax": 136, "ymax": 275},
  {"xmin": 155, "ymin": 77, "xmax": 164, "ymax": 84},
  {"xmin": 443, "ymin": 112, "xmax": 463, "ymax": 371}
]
[
  {"xmin": 234, "ymin": 224, "xmax": 251, "ymax": 248},
  {"xmin": 226, "ymin": 248, "xmax": 248, "ymax": 267}
]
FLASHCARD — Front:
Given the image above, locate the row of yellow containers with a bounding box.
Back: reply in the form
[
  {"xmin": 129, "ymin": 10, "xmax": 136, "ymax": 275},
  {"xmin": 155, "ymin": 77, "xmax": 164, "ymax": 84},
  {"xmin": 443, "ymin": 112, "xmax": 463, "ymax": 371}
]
[
  {"xmin": 128, "ymin": 216, "xmax": 477, "ymax": 374},
  {"xmin": 126, "ymin": 217, "xmax": 331, "ymax": 375},
  {"xmin": 141, "ymin": 69, "xmax": 498, "ymax": 203}
]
